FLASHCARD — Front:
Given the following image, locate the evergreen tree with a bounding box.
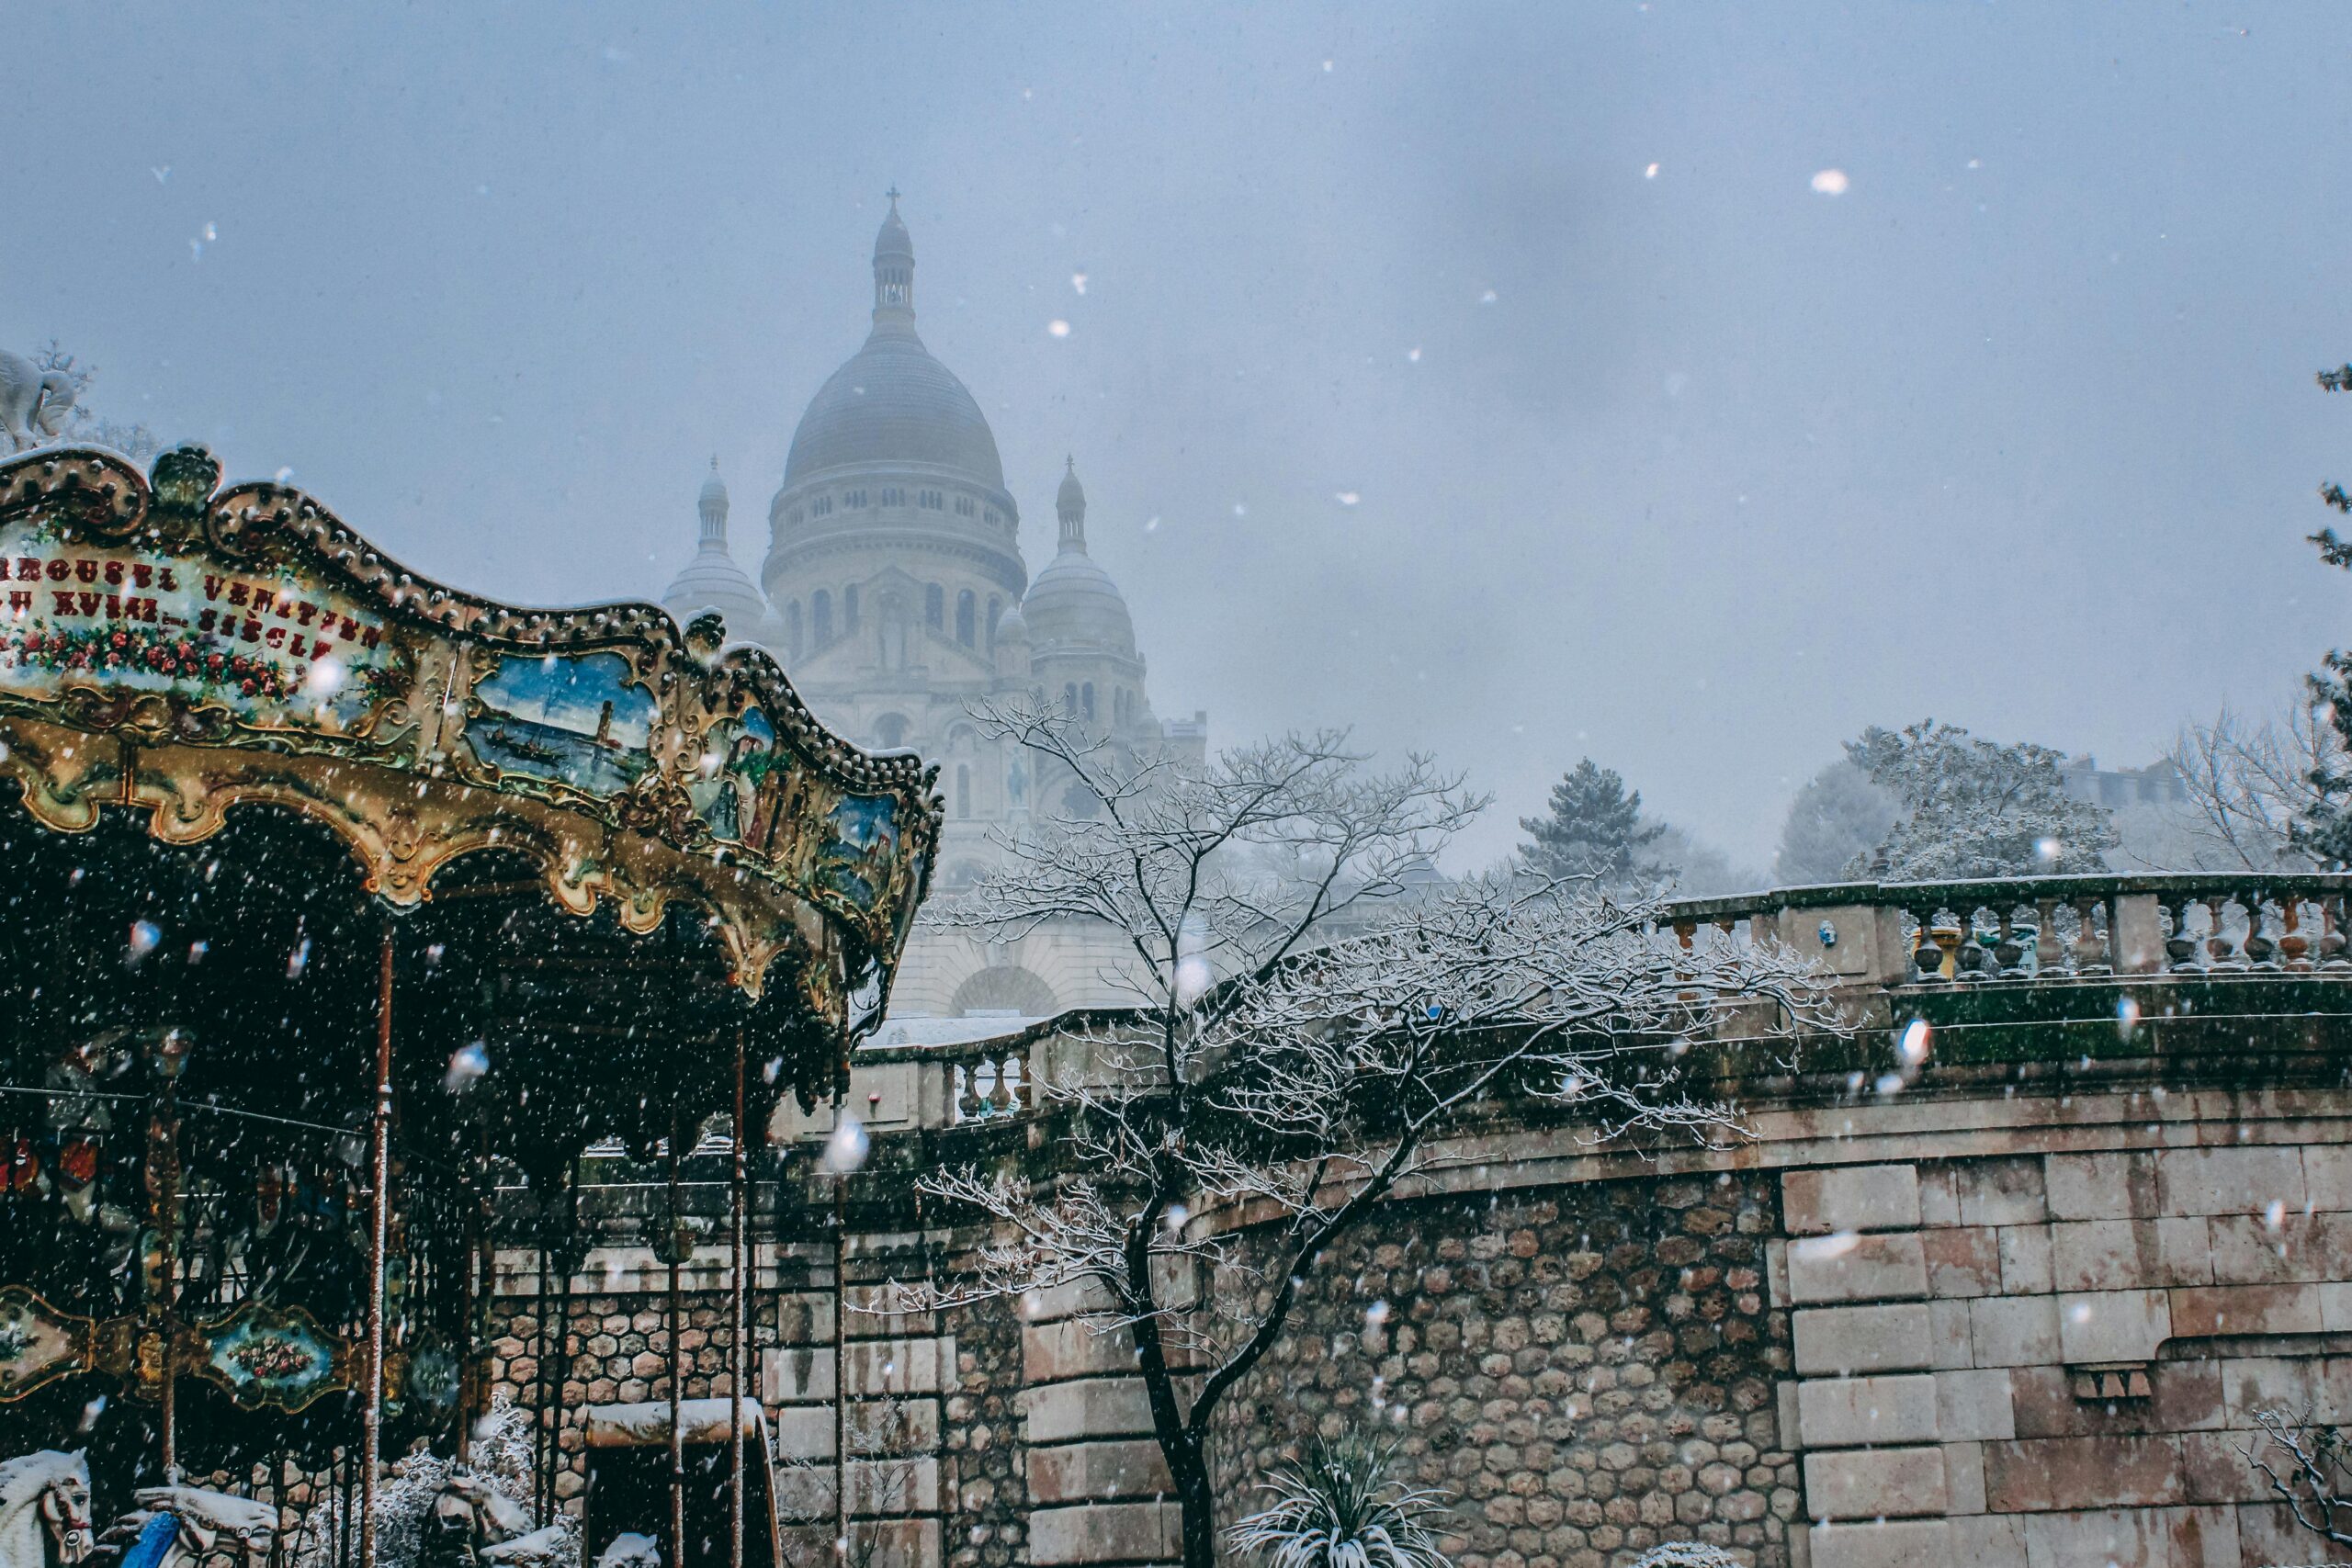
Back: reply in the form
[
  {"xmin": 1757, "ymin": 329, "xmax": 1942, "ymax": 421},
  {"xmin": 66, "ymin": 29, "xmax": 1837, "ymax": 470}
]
[
  {"xmin": 1846, "ymin": 720, "xmax": 2115, "ymax": 879},
  {"xmin": 1520, "ymin": 758, "xmax": 1667, "ymax": 883},
  {"xmin": 1774, "ymin": 759, "xmax": 1899, "ymax": 886},
  {"xmin": 2295, "ymin": 363, "xmax": 2352, "ymax": 867}
]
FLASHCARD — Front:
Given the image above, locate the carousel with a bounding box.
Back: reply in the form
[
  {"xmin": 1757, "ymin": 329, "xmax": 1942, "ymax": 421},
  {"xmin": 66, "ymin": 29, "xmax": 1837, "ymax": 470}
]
[{"xmin": 0, "ymin": 446, "xmax": 937, "ymax": 1568}]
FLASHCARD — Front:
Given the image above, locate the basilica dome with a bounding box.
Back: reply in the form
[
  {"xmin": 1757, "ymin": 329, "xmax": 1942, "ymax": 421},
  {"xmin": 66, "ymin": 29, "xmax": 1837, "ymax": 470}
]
[
  {"xmin": 783, "ymin": 334, "xmax": 1005, "ymax": 491},
  {"xmin": 1023, "ymin": 459, "xmax": 1135, "ymax": 657},
  {"xmin": 780, "ymin": 196, "xmax": 1007, "ymax": 493},
  {"xmin": 662, "ymin": 460, "xmax": 769, "ymax": 638}
]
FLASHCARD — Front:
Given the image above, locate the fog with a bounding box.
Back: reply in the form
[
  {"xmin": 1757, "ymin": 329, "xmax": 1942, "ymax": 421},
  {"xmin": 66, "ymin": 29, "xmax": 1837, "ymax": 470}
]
[{"xmin": 9, "ymin": 3, "xmax": 2347, "ymax": 870}]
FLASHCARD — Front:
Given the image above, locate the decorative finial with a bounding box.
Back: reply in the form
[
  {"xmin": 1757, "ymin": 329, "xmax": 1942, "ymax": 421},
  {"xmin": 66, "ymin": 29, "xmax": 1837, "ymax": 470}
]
[
  {"xmin": 709, "ymin": 453, "xmax": 719, "ymax": 472},
  {"xmin": 1065, "ymin": 454, "xmax": 1075, "ymax": 472},
  {"xmin": 886, "ymin": 186, "xmax": 901, "ymax": 208}
]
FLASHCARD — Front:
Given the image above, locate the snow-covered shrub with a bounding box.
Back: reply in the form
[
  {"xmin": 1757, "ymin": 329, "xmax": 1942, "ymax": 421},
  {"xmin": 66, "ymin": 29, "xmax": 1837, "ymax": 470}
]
[
  {"xmin": 1225, "ymin": 1437, "xmax": 1453, "ymax": 1568},
  {"xmin": 1628, "ymin": 1544, "xmax": 1743, "ymax": 1568}
]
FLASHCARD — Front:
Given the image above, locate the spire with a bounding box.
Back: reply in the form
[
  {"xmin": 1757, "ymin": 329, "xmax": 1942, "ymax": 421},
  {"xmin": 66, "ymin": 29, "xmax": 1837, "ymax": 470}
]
[
  {"xmin": 697, "ymin": 457, "xmax": 730, "ymax": 549},
  {"xmin": 1056, "ymin": 456, "xmax": 1088, "ymax": 554},
  {"xmin": 872, "ymin": 187, "xmax": 915, "ymax": 326}
]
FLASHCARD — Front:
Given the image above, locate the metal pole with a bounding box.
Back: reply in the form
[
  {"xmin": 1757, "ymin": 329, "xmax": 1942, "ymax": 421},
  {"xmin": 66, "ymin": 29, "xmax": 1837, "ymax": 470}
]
[
  {"xmin": 668, "ymin": 1125, "xmax": 686, "ymax": 1568},
  {"xmin": 361, "ymin": 927, "xmax": 394, "ymax": 1568},
  {"xmin": 155, "ymin": 1071, "xmax": 178, "ymax": 1482},
  {"xmin": 832, "ymin": 1175, "xmax": 846, "ymax": 1564},
  {"xmin": 729, "ymin": 1030, "xmax": 748, "ymax": 1568}
]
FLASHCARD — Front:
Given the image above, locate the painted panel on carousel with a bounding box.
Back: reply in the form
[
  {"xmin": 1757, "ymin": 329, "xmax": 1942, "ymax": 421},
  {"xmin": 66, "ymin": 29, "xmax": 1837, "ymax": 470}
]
[
  {"xmin": 0, "ymin": 512, "xmax": 403, "ymax": 732},
  {"xmin": 813, "ymin": 792, "xmax": 899, "ymax": 912},
  {"xmin": 691, "ymin": 705, "xmax": 793, "ymax": 853},
  {"xmin": 466, "ymin": 650, "xmax": 655, "ymax": 797},
  {"xmin": 0, "ymin": 1287, "xmax": 90, "ymax": 1401},
  {"xmin": 191, "ymin": 1303, "xmax": 342, "ymax": 1413}
]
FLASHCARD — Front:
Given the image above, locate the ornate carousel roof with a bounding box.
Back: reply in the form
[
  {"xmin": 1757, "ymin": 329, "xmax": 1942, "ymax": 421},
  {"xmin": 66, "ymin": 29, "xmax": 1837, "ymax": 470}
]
[{"xmin": 0, "ymin": 444, "xmax": 942, "ymax": 1028}]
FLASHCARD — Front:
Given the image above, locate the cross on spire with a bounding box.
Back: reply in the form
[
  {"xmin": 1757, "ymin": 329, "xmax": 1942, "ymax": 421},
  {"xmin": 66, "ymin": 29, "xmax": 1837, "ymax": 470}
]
[{"xmin": 886, "ymin": 186, "xmax": 900, "ymax": 207}]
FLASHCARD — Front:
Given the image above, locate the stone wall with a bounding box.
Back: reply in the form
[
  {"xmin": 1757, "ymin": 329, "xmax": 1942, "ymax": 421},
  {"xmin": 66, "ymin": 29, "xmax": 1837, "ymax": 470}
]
[
  {"xmin": 1205, "ymin": 1178, "xmax": 1799, "ymax": 1568},
  {"xmin": 1773, "ymin": 1099, "xmax": 2352, "ymax": 1568}
]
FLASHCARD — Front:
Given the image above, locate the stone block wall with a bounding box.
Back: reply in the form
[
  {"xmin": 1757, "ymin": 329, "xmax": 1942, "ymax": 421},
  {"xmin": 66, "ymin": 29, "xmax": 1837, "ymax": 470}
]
[
  {"xmin": 1204, "ymin": 1177, "xmax": 1801, "ymax": 1568},
  {"xmin": 1773, "ymin": 1104, "xmax": 2352, "ymax": 1568}
]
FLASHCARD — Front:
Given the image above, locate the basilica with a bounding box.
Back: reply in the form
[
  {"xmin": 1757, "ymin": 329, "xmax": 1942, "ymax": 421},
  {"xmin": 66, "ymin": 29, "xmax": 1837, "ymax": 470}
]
[{"xmin": 662, "ymin": 197, "xmax": 1204, "ymax": 1019}]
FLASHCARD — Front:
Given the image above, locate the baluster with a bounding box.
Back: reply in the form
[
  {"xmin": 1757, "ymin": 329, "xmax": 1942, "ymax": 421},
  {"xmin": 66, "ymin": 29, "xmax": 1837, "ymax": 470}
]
[
  {"xmin": 1957, "ymin": 907, "xmax": 1992, "ymax": 981},
  {"xmin": 2245, "ymin": 894, "xmax": 2280, "ymax": 969},
  {"xmin": 2164, "ymin": 893, "xmax": 2200, "ymax": 972},
  {"xmin": 2323, "ymin": 894, "xmax": 2351, "ymax": 968},
  {"xmin": 2279, "ymin": 894, "xmax": 2313, "ymax": 972},
  {"xmin": 986, "ymin": 1052, "xmax": 1014, "ymax": 1116},
  {"xmin": 1911, "ymin": 908, "xmax": 1947, "ymax": 983},
  {"xmin": 1996, "ymin": 905, "xmax": 2029, "ymax": 977},
  {"xmin": 2205, "ymin": 896, "xmax": 2242, "ymax": 969},
  {"xmin": 955, "ymin": 1063, "xmax": 981, "ymax": 1123},
  {"xmin": 2072, "ymin": 896, "xmax": 2110, "ymax": 975},
  {"xmin": 1009, "ymin": 1050, "xmax": 1031, "ymax": 1112},
  {"xmin": 2035, "ymin": 897, "xmax": 2064, "ymax": 974}
]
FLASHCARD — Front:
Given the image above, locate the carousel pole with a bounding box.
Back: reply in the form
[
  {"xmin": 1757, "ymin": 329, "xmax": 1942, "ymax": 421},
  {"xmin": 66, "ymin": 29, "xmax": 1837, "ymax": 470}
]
[
  {"xmin": 361, "ymin": 925, "xmax": 395, "ymax": 1568},
  {"xmin": 667, "ymin": 1120, "xmax": 687, "ymax": 1568},
  {"xmin": 831, "ymin": 1124, "xmax": 847, "ymax": 1564},
  {"xmin": 729, "ymin": 1029, "xmax": 748, "ymax": 1568},
  {"xmin": 154, "ymin": 1059, "xmax": 179, "ymax": 1482}
]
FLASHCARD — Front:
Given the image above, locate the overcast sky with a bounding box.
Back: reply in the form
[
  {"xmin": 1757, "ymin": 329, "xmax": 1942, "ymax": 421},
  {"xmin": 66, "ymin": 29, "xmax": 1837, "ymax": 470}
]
[{"xmin": 10, "ymin": 3, "xmax": 2348, "ymax": 870}]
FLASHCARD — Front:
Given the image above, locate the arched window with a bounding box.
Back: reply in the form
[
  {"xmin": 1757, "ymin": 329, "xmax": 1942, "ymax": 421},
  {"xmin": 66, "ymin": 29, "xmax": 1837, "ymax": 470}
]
[
  {"xmin": 956, "ymin": 590, "xmax": 976, "ymax": 647},
  {"xmin": 811, "ymin": 591, "xmax": 832, "ymax": 647},
  {"xmin": 956, "ymin": 764, "xmax": 971, "ymax": 818},
  {"xmin": 1081, "ymin": 682, "xmax": 1095, "ymax": 722},
  {"xmin": 956, "ymin": 496, "xmax": 975, "ymax": 517},
  {"xmin": 1062, "ymin": 682, "xmax": 1077, "ymax": 715},
  {"xmin": 875, "ymin": 713, "xmax": 909, "ymax": 749},
  {"xmin": 987, "ymin": 596, "xmax": 1001, "ymax": 650},
  {"xmin": 785, "ymin": 601, "xmax": 802, "ymax": 660},
  {"xmin": 843, "ymin": 584, "xmax": 860, "ymax": 634},
  {"xmin": 925, "ymin": 584, "xmax": 944, "ymax": 631}
]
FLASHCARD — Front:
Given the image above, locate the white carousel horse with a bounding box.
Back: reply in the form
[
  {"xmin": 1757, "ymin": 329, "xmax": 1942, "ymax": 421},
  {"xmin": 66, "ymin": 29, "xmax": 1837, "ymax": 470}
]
[
  {"xmin": 421, "ymin": 1472, "xmax": 535, "ymax": 1568},
  {"xmin": 592, "ymin": 1533, "xmax": 660, "ymax": 1568},
  {"xmin": 101, "ymin": 1488, "xmax": 273, "ymax": 1568},
  {"xmin": 0, "ymin": 1450, "xmax": 94, "ymax": 1568},
  {"xmin": 476, "ymin": 1526, "xmax": 572, "ymax": 1568}
]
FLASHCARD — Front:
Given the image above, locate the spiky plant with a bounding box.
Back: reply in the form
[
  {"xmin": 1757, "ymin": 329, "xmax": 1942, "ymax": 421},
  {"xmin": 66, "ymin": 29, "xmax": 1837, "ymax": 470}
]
[{"xmin": 1225, "ymin": 1437, "xmax": 1454, "ymax": 1568}]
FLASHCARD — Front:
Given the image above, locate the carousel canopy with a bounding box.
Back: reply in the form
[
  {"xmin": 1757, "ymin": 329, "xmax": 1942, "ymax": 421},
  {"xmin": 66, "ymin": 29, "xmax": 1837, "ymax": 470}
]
[{"xmin": 0, "ymin": 444, "xmax": 940, "ymax": 1028}]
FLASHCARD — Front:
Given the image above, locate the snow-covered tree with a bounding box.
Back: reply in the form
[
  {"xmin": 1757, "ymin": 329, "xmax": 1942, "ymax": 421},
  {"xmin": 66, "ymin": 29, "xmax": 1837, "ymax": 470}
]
[
  {"xmin": 1645, "ymin": 821, "xmax": 1764, "ymax": 898},
  {"xmin": 1845, "ymin": 720, "xmax": 2116, "ymax": 878},
  {"xmin": 2294, "ymin": 363, "xmax": 2352, "ymax": 867},
  {"xmin": 904, "ymin": 702, "xmax": 1832, "ymax": 1568},
  {"xmin": 1773, "ymin": 759, "xmax": 1898, "ymax": 886},
  {"xmin": 2160, "ymin": 699, "xmax": 2332, "ymax": 871},
  {"xmin": 1519, "ymin": 758, "xmax": 1665, "ymax": 884}
]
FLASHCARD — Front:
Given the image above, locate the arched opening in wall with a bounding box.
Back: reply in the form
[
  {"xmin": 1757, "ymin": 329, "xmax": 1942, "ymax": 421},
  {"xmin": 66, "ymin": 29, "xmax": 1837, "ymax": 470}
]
[
  {"xmin": 785, "ymin": 600, "xmax": 803, "ymax": 660},
  {"xmin": 987, "ymin": 596, "xmax": 1001, "ymax": 651},
  {"xmin": 949, "ymin": 965, "xmax": 1061, "ymax": 1019},
  {"xmin": 955, "ymin": 764, "xmax": 971, "ymax": 818},
  {"xmin": 811, "ymin": 590, "xmax": 832, "ymax": 647},
  {"xmin": 1060, "ymin": 779, "xmax": 1102, "ymax": 819},
  {"xmin": 956, "ymin": 590, "xmax": 976, "ymax": 647},
  {"xmin": 1062, "ymin": 682, "xmax": 1077, "ymax": 715},
  {"xmin": 925, "ymin": 583, "xmax": 944, "ymax": 630},
  {"xmin": 874, "ymin": 713, "xmax": 910, "ymax": 749},
  {"xmin": 1081, "ymin": 682, "xmax": 1095, "ymax": 722},
  {"xmin": 843, "ymin": 583, "xmax": 861, "ymax": 634}
]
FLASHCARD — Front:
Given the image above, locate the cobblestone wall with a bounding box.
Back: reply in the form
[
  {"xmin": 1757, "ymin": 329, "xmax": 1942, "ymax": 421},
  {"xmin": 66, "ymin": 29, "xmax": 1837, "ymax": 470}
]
[
  {"xmin": 942, "ymin": 1297, "xmax": 1029, "ymax": 1568},
  {"xmin": 1208, "ymin": 1175, "xmax": 1799, "ymax": 1568}
]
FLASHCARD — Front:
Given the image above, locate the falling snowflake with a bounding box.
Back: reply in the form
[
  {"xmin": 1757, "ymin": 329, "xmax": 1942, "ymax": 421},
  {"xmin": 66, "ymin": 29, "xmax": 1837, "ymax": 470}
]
[{"xmin": 1810, "ymin": 169, "xmax": 1849, "ymax": 196}]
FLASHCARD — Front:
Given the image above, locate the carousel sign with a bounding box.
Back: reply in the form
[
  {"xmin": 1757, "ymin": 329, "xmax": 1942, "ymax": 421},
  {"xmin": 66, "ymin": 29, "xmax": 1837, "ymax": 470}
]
[{"xmin": 0, "ymin": 444, "xmax": 940, "ymax": 1020}]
